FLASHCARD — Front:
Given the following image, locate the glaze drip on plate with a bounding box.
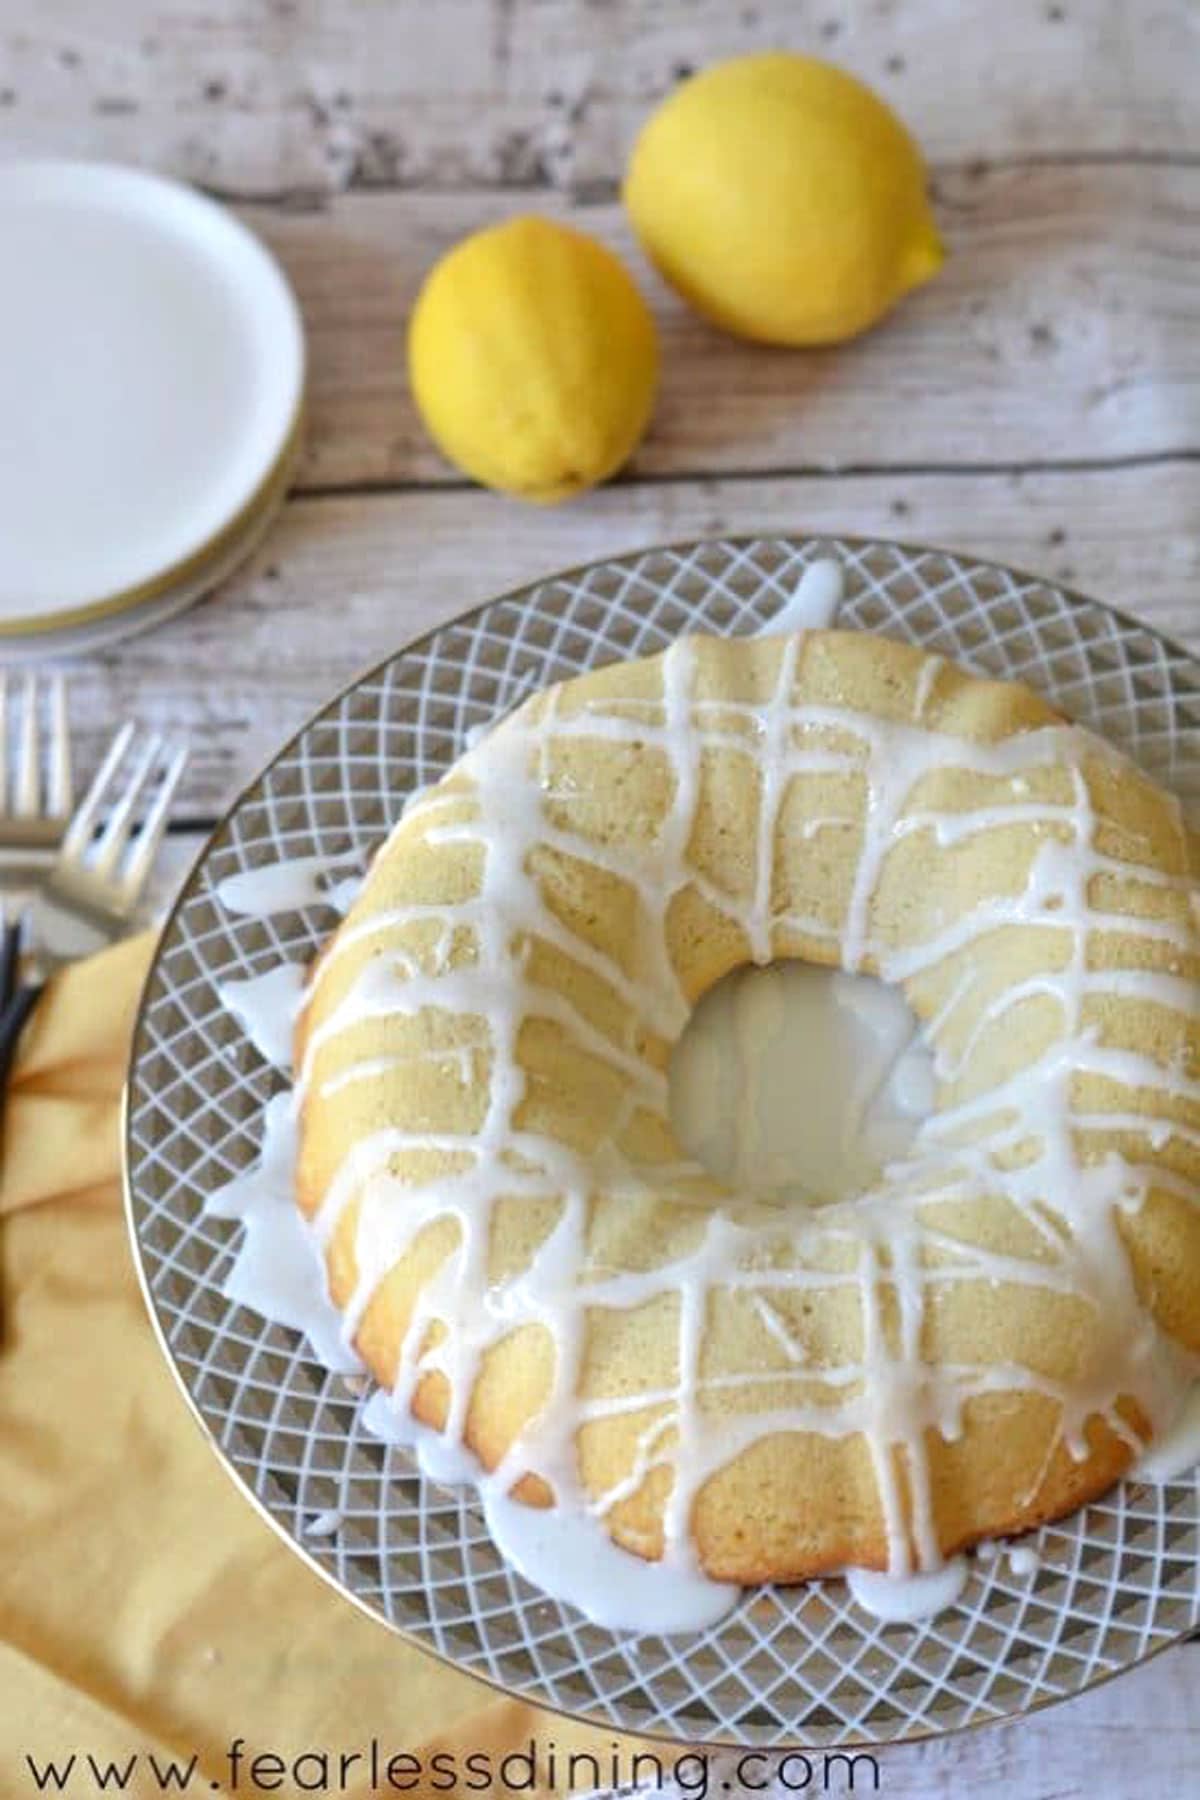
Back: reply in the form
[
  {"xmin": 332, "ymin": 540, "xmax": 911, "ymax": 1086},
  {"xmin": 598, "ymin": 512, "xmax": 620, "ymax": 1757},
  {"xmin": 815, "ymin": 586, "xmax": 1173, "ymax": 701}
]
[
  {"xmin": 216, "ymin": 854, "xmax": 362, "ymax": 918},
  {"xmin": 205, "ymin": 1091, "xmax": 358, "ymax": 1374},
  {"xmin": 765, "ymin": 558, "xmax": 846, "ymax": 636},
  {"xmin": 217, "ymin": 963, "xmax": 305, "ymax": 1068}
]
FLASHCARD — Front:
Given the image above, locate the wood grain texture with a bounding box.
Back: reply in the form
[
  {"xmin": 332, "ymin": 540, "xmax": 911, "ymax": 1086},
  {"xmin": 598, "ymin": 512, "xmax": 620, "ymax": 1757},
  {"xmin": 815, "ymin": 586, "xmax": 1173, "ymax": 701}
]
[
  {"xmin": 233, "ymin": 166, "xmax": 1200, "ymax": 492},
  {"xmin": 70, "ymin": 461, "xmax": 1200, "ymax": 819},
  {"xmin": 875, "ymin": 1642, "xmax": 1200, "ymax": 1794},
  {"xmin": 1, "ymin": 1, "xmax": 1197, "ymax": 201}
]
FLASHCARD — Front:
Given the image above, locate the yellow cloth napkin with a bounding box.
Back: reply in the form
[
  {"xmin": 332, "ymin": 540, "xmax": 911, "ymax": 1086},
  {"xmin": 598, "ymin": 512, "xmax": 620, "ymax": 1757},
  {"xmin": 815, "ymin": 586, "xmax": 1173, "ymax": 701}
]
[{"xmin": 0, "ymin": 934, "xmax": 660, "ymax": 1797}]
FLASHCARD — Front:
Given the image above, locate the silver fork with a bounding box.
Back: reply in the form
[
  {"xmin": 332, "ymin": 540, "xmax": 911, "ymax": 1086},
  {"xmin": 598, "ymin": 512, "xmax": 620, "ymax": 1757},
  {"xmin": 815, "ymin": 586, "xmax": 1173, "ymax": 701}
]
[
  {"xmin": 0, "ymin": 672, "xmax": 72, "ymax": 862},
  {"xmin": 43, "ymin": 722, "xmax": 188, "ymax": 941}
]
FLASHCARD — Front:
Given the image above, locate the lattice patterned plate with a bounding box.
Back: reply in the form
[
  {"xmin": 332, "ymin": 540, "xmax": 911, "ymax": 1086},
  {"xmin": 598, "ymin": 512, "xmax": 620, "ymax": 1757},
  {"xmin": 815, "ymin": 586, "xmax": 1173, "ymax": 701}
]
[{"xmin": 125, "ymin": 537, "xmax": 1200, "ymax": 1748}]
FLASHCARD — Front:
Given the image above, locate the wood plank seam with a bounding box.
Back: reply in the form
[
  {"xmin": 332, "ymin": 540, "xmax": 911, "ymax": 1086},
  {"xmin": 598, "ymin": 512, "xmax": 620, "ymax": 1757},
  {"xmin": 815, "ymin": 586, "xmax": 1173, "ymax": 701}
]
[
  {"xmin": 185, "ymin": 147, "xmax": 1200, "ymax": 214},
  {"xmin": 295, "ymin": 449, "xmax": 1200, "ymax": 505}
]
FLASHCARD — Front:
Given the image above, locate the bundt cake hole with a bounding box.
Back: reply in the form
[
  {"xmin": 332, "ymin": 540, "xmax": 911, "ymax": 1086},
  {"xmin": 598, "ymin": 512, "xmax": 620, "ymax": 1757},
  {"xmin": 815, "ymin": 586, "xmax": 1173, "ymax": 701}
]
[{"xmin": 668, "ymin": 959, "xmax": 935, "ymax": 1207}]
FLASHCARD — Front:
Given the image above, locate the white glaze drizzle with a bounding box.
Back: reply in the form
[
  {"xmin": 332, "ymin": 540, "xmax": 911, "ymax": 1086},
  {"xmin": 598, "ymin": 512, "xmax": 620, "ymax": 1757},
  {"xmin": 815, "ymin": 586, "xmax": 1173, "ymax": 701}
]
[
  {"xmin": 846, "ymin": 1557, "xmax": 968, "ymax": 1622},
  {"xmin": 326, "ymin": 873, "xmax": 364, "ymax": 915},
  {"xmin": 362, "ymin": 1389, "xmax": 739, "ymax": 1632},
  {"xmin": 481, "ymin": 1487, "xmax": 739, "ymax": 1632},
  {"xmin": 217, "ymin": 962, "xmax": 305, "ymax": 1068},
  {"xmin": 298, "ymin": 620, "xmax": 1200, "ymax": 1597},
  {"xmin": 204, "ymin": 1093, "xmax": 358, "ymax": 1375},
  {"xmin": 972, "ymin": 1536, "xmax": 1040, "ymax": 1578},
  {"xmin": 215, "ymin": 853, "xmax": 361, "ymax": 918},
  {"xmin": 763, "ymin": 557, "xmax": 845, "ymax": 635},
  {"xmin": 304, "ymin": 1509, "xmax": 344, "ymax": 1538},
  {"xmin": 1130, "ymin": 1383, "xmax": 1200, "ymax": 1482}
]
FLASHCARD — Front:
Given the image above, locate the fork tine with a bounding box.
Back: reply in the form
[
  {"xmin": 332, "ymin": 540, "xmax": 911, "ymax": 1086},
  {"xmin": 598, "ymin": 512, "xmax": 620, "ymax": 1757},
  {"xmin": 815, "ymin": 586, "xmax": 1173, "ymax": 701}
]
[
  {"xmin": 90, "ymin": 732, "xmax": 162, "ymax": 880},
  {"xmin": 121, "ymin": 740, "xmax": 188, "ymax": 903},
  {"xmin": 60, "ymin": 719, "xmax": 136, "ymax": 861},
  {"xmin": 16, "ymin": 673, "xmax": 39, "ymax": 817},
  {"xmin": 48, "ymin": 674, "xmax": 71, "ymax": 818}
]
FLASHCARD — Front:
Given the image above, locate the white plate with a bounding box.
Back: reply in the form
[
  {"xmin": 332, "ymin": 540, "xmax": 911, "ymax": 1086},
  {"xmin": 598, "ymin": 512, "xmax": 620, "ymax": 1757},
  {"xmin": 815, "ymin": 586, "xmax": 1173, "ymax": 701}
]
[
  {"xmin": 0, "ymin": 416, "xmax": 300, "ymax": 663},
  {"xmin": 0, "ymin": 160, "xmax": 304, "ymax": 630}
]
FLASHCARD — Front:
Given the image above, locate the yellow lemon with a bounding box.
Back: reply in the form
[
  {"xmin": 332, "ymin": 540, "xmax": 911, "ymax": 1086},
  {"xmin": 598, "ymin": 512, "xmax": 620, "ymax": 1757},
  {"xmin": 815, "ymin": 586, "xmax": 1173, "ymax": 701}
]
[
  {"xmin": 624, "ymin": 52, "xmax": 944, "ymax": 345},
  {"xmin": 407, "ymin": 215, "xmax": 658, "ymax": 504}
]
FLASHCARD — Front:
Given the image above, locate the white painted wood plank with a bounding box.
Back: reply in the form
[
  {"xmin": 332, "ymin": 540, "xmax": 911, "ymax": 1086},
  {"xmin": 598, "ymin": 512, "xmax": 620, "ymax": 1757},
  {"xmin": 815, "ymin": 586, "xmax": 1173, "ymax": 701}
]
[
  {"xmin": 142, "ymin": 828, "xmax": 205, "ymax": 916},
  {"xmin": 1, "ymin": 1, "xmax": 1196, "ymax": 199},
  {"xmin": 874, "ymin": 1642, "xmax": 1200, "ymax": 1797},
  {"xmin": 217, "ymin": 166, "xmax": 1200, "ymax": 491},
  {"xmin": 59, "ymin": 462, "xmax": 1200, "ymax": 818}
]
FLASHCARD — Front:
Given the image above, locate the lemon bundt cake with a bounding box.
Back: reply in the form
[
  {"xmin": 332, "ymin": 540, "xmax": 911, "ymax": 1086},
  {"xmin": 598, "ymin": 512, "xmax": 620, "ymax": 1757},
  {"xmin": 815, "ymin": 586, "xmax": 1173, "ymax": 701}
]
[{"xmin": 295, "ymin": 629, "xmax": 1200, "ymax": 1584}]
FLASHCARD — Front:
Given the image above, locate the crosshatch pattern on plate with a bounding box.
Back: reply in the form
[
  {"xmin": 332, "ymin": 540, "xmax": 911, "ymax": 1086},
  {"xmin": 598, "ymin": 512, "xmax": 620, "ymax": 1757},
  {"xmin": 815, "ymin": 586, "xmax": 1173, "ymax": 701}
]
[{"xmin": 126, "ymin": 538, "xmax": 1200, "ymax": 1748}]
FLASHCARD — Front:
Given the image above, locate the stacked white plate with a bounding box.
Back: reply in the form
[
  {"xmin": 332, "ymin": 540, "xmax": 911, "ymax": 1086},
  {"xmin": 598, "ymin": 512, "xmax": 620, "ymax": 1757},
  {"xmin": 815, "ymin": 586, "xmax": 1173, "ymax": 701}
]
[{"xmin": 0, "ymin": 161, "xmax": 305, "ymax": 658}]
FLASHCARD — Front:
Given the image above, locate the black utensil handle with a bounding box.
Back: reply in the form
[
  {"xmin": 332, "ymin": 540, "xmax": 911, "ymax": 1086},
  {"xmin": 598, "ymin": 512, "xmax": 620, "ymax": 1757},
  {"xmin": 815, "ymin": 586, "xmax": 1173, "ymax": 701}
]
[
  {"xmin": 0, "ymin": 981, "xmax": 44, "ymax": 1104},
  {"xmin": 0, "ymin": 913, "xmax": 22, "ymax": 1017}
]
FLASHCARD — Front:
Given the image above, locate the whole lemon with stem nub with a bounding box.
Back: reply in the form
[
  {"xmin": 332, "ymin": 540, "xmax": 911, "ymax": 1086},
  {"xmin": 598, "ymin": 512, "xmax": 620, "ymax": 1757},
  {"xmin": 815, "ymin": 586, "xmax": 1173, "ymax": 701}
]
[
  {"xmin": 624, "ymin": 52, "xmax": 944, "ymax": 346},
  {"xmin": 408, "ymin": 215, "xmax": 658, "ymax": 504}
]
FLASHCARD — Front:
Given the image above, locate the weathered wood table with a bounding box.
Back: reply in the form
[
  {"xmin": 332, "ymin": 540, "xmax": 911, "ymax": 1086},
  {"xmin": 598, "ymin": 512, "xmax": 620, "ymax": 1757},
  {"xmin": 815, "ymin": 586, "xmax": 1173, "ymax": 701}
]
[{"xmin": 2, "ymin": 3, "xmax": 1197, "ymax": 1791}]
